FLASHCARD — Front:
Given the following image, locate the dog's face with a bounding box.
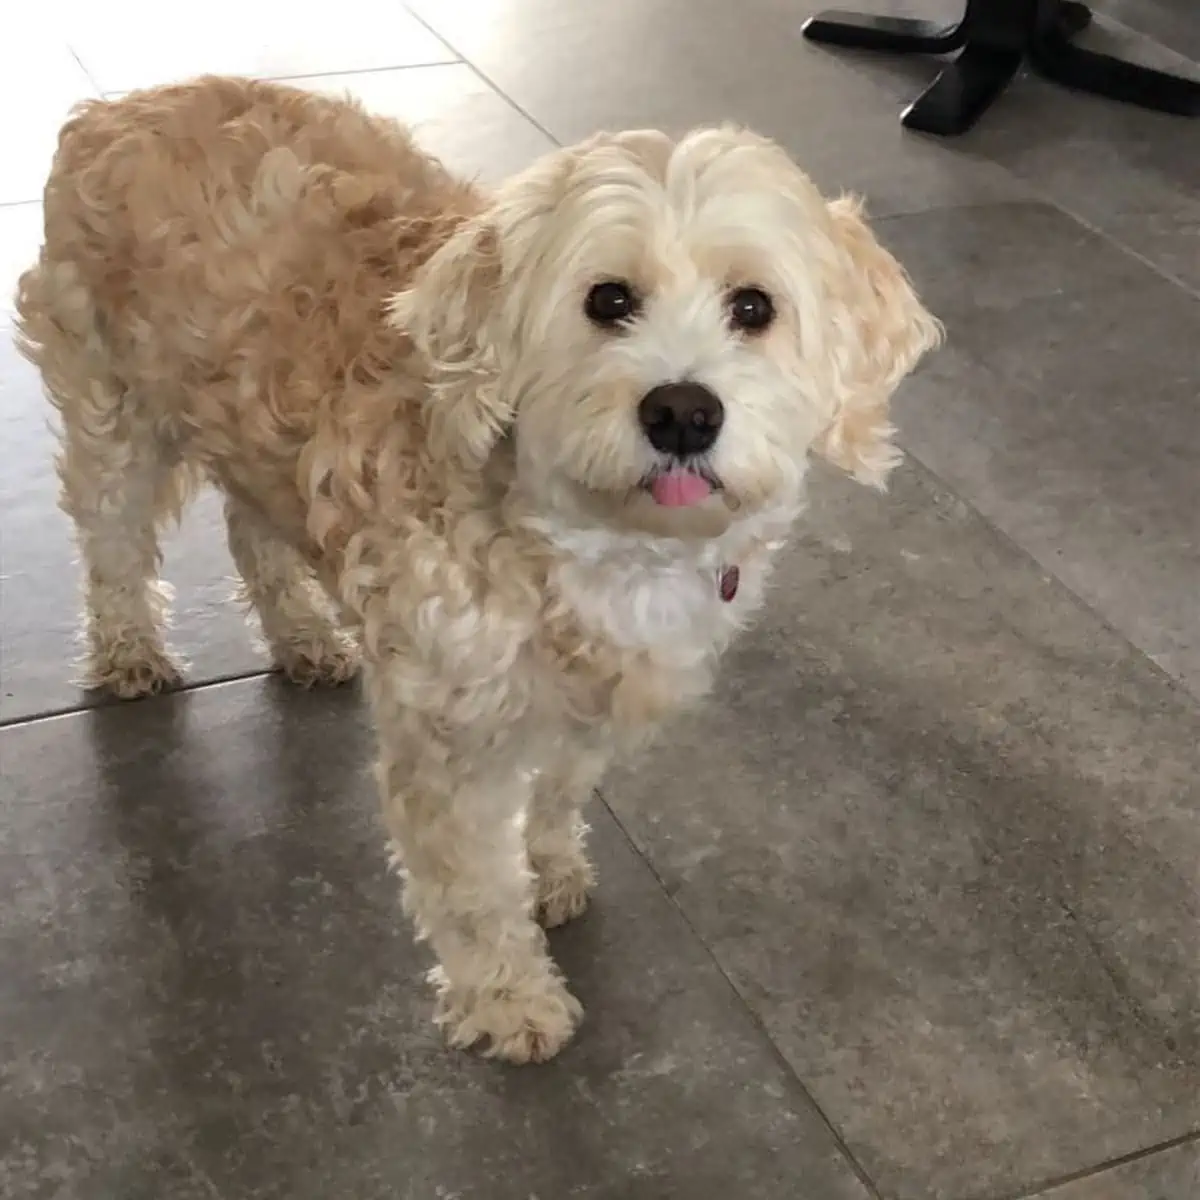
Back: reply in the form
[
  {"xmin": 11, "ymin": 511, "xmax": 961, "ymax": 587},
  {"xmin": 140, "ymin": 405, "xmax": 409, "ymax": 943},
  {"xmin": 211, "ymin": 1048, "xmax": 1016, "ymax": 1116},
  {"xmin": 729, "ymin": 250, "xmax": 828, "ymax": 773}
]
[{"xmin": 393, "ymin": 128, "xmax": 941, "ymax": 540}]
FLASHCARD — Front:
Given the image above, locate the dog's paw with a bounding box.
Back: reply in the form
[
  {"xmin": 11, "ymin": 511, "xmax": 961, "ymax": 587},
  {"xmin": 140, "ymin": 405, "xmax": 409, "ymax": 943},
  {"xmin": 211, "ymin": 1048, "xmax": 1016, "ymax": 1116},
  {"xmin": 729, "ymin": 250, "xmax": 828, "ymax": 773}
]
[
  {"xmin": 272, "ymin": 632, "xmax": 360, "ymax": 688},
  {"xmin": 84, "ymin": 642, "xmax": 185, "ymax": 700},
  {"xmin": 430, "ymin": 968, "xmax": 583, "ymax": 1064},
  {"xmin": 533, "ymin": 849, "xmax": 595, "ymax": 929}
]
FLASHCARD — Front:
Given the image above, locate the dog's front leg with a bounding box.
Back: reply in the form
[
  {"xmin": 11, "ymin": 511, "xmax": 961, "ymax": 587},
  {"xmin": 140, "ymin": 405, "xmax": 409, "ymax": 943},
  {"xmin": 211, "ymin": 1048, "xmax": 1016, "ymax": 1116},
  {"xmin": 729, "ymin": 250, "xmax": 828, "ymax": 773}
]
[
  {"xmin": 378, "ymin": 746, "xmax": 583, "ymax": 1064},
  {"xmin": 527, "ymin": 740, "xmax": 610, "ymax": 930}
]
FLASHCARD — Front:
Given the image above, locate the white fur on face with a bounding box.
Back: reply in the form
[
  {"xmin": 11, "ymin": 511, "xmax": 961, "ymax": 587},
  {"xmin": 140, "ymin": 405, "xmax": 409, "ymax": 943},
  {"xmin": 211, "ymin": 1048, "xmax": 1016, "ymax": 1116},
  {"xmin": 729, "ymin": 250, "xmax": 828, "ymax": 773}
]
[{"xmin": 495, "ymin": 129, "xmax": 866, "ymax": 531}]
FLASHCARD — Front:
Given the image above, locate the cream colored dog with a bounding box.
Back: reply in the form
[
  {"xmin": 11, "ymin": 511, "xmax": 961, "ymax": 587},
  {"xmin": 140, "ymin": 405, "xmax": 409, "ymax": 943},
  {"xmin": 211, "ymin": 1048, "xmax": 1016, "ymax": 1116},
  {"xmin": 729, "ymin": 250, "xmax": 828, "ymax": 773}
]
[{"xmin": 16, "ymin": 77, "xmax": 940, "ymax": 1063}]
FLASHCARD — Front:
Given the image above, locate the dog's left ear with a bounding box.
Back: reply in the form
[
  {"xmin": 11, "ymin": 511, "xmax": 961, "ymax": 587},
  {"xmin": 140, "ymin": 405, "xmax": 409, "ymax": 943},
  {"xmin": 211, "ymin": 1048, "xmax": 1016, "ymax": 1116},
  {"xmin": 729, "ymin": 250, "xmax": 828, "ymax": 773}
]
[
  {"xmin": 389, "ymin": 217, "xmax": 509, "ymax": 468},
  {"xmin": 814, "ymin": 195, "xmax": 942, "ymax": 489}
]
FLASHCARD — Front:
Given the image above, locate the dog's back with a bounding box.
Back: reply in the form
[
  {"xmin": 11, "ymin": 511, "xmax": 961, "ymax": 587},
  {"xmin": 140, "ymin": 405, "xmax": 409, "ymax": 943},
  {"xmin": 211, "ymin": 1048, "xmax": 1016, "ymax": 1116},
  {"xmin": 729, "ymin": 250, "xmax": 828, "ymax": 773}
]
[{"xmin": 15, "ymin": 75, "xmax": 481, "ymax": 551}]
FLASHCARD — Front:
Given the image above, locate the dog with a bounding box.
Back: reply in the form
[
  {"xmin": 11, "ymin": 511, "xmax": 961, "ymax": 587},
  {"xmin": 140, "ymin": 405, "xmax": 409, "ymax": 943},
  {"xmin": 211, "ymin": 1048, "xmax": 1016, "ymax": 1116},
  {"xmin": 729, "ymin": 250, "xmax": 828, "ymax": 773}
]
[{"xmin": 15, "ymin": 76, "xmax": 941, "ymax": 1063}]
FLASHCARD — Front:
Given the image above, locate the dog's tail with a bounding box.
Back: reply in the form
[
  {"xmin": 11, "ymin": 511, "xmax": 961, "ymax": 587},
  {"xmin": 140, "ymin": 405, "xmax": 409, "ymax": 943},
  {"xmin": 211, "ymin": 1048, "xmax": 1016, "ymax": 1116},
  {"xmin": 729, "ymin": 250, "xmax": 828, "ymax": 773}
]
[
  {"xmin": 13, "ymin": 253, "xmax": 64, "ymax": 396},
  {"xmin": 14, "ymin": 252, "xmax": 117, "ymax": 422}
]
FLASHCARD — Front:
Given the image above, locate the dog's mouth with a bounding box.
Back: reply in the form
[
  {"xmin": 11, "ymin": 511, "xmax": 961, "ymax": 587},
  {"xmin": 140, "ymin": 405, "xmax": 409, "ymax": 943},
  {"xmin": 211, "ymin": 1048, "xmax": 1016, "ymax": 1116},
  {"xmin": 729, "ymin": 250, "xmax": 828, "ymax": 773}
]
[
  {"xmin": 572, "ymin": 463, "xmax": 736, "ymax": 541},
  {"xmin": 638, "ymin": 463, "xmax": 723, "ymax": 509}
]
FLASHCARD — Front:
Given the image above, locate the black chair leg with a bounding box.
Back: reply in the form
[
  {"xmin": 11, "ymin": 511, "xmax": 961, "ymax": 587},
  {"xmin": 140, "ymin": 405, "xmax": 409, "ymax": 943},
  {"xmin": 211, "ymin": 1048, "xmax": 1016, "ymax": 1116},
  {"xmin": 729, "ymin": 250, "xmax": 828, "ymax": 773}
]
[
  {"xmin": 801, "ymin": 0, "xmax": 1200, "ymax": 134},
  {"xmin": 1031, "ymin": 14, "xmax": 1200, "ymax": 116},
  {"xmin": 900, "ymin": 44, "xmax": 1024, "ymax": 136},
  {"xmin": 801, "ymin": 10, "xmax": 966, "ymax": 55}
]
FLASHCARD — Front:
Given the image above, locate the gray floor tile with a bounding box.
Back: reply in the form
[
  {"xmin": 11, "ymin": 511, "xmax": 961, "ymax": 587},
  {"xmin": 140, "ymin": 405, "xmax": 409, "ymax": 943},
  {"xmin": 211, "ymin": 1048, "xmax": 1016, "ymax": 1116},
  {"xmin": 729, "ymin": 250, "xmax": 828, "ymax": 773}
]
[
  {"xmin": 604, "ymin": 459, "xmax": 1200, "ymax": 1200},
  {"xmin": 964, "ymin": 53, "xmax": 1200, "ymax": 298},
  {"xmin": 876, "ymin": 201, "xmax": 1200, "ymax": 700},
  {"xmin": 69, "ymin": 0, "xmax": 456, "ymax": 94},
  {"xmin": 0, "ymin": 26, "xmax": 98, "ymax": 205},
  {"xmin": 406, "ymin": 0, "xmax": 1031, "ymax": 218},
  {"xmin": 0, "ymin": 203, "xmax": 43, "ymax": 326},
  {"xmin": 1035, "ymin": 1139, "xmax": 1200, "ymax": 1199},
  {"xmin": 294, "ymin": 63, "xmax": 556, "ymax": 182},
  {"xmin": 1096, "ymin": 0, "xmax": 1200, "ymax": 63},
  {"xmin": 0, "ymin": 681, "xmax": 872, "ymax": 1200}
]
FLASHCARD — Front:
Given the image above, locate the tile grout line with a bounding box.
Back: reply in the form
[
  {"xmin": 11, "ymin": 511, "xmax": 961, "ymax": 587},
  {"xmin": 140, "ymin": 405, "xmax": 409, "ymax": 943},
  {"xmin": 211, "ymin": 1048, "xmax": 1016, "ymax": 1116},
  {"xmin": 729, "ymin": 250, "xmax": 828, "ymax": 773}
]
[
  {"xmin": 904, "ymin": 449, "xmax": 1200, "ymax": 710},
  {"xmin": 597, "ymin": 776, "xmax": 1200, "ymax": 1200},
  {"xmin": 874, "ymin": 196, "xmax": 1200, "ymax": 306},
  {"xmin": 594, "ymin": 784, "xmax": 889, "ymax": 1200},
  {"xmin": 1069, "ymin": 908, "xmax": 1195, "ymax": 1063},
  {"xmin": 399, "ymin": 3, "xmax": 565, "ymax": 150},
  {"xmin": 98, "ymin": 59, "xmax": 468, "ymax": 100},
  {"xmin": 67, "ymin": 44, "xmax": 103, "ymax": 95},
  {"xmin": 872, "ymin": 370, "xmax": 1200, "ymax": 712},
  {"xmin": 0, "ymin": 666, "xmax": 280, "ymax": 731},
  {"xmin": 1008, "ymin": 186, "xmax": 1200, "ymax": 304},
  {"xmin": 991, "ymin": 1126, "xmax": 1200, "ymax": 1200},
  {"xmin": 268, "ymin": 58, "xmax": 461, "ymax": 81}
]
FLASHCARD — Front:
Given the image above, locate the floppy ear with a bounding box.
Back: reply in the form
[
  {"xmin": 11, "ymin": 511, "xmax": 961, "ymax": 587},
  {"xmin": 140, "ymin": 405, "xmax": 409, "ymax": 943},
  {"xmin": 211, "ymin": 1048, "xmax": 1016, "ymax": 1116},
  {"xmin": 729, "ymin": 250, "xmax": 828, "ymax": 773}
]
[
  {"xmin": 388, "ymin": 217, "xmax": 509, "ymax": 468},
  {"xmin": 815, "ymin": 195, "xmax": 942, "ymax": 489}
]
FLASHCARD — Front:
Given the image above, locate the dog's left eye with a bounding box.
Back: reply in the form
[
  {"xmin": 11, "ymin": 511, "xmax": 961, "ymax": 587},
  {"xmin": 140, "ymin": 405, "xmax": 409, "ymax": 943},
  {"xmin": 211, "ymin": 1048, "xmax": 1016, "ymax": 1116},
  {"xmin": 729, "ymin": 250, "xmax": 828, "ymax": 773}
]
[
  {"xmin": 585, "ymin": 280, "xmax": 639, "ymax": 328},
  {"xmin": 727, "ymin": 287, "xmax": 775, "ymax": 333}
]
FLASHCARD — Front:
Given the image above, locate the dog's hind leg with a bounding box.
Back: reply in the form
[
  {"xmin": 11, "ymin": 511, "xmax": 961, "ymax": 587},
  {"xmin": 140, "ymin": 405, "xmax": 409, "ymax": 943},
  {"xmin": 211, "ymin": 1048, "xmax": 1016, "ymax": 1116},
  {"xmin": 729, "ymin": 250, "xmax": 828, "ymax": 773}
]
[
  {"xmin": 223, "ymin": 497, "xmax": 359, "ymax": 687},
  {"xmin": 55, "ymin": 399, "xmax": 192, "ymax": 700},
  {"xmin": 17, "ymin": 263, "xmax": 192, "ymax": 700}
]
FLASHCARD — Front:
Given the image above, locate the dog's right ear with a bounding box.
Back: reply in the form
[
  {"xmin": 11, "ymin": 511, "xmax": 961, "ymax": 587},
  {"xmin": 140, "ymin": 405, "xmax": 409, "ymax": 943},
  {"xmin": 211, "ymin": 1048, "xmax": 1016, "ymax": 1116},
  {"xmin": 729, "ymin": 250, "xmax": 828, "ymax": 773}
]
[
  {"xmin": 812, "ymin": 195, "xmax": 942, "ymax": 489},
  {"xmin": 388, "ymin": 217, "xmax": 509, "ymax": 468}
]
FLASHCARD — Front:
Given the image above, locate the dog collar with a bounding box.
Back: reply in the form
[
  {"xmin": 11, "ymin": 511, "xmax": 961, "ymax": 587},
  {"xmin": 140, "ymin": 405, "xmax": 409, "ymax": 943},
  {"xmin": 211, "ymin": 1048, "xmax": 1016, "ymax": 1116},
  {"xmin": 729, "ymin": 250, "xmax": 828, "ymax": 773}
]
[{"xmin": 719, "ymin": 565, "xmax": 740, "ymax": 603}]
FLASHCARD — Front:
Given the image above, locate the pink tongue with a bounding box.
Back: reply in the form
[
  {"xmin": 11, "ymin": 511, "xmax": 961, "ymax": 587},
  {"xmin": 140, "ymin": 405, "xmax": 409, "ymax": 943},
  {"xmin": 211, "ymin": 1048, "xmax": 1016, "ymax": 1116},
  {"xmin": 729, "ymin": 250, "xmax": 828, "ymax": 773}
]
[{"xmin": 650, "ymin": 471, "xmax": 712, "ymax": 508}]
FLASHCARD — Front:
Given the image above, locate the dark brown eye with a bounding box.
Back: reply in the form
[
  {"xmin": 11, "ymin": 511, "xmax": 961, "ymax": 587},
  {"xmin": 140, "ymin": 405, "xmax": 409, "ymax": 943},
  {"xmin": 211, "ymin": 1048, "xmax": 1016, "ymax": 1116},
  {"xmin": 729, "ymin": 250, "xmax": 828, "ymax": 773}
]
[
  {"xmin": 728, "ymin": 287, "xmax": 774, "ymax": 333},
  {"xmin": 585, "ymin": 280, "xmax": 638, "ymax": 328}
]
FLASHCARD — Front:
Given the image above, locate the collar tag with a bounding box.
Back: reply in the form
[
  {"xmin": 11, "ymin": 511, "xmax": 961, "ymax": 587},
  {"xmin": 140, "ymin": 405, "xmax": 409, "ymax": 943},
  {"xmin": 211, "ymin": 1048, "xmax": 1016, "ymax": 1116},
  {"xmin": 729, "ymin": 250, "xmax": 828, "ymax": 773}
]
[{"xmin": 719, "ymin": 565, "xmax": 740, "ymax": 603}]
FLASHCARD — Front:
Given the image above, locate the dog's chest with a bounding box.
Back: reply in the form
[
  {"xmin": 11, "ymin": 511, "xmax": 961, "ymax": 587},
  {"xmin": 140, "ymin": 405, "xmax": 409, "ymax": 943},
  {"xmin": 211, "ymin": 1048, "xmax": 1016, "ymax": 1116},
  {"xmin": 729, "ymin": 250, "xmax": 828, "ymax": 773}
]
[{"xmin": 550, "ymin": 545, "xmax": 760, "ymax": 671}]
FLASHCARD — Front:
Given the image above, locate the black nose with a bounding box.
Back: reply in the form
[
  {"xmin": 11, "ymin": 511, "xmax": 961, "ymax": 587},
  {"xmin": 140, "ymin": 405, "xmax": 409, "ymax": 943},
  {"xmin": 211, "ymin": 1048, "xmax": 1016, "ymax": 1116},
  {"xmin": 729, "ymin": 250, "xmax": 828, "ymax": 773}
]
[{"xmin": 637, "ymin": 382, "xmax": 724, "ymax": 457}]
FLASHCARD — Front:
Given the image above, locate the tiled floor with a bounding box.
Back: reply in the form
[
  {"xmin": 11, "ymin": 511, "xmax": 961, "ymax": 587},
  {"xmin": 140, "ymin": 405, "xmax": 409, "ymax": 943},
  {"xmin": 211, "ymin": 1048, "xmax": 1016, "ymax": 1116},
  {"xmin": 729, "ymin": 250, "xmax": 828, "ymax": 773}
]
[{"xmin": 1, "ymin": 2, "xmax": 1197, "ymax": 1198}]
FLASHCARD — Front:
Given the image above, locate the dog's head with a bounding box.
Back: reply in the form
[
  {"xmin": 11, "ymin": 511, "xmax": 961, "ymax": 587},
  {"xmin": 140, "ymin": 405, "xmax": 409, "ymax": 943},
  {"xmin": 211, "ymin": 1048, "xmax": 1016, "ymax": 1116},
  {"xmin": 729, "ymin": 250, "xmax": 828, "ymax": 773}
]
[{"xmin": 391, "ymin": 127, "xmax": 941, "ymax": 539}]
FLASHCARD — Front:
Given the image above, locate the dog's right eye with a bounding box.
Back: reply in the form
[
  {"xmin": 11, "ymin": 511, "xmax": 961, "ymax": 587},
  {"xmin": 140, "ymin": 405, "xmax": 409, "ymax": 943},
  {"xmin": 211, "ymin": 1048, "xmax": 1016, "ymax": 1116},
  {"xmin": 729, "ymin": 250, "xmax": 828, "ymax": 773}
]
[{"xmin": 585, "ymin": 281, "xmax": 638, "ymax": 328}]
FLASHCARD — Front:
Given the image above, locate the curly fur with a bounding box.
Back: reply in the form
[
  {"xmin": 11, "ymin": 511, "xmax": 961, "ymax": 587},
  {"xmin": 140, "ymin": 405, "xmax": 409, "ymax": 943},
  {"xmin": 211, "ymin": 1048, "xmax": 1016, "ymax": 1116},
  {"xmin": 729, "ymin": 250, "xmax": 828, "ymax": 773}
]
[{"xmin": 14, "ymin": 76, "xmax": 940, "ymax": 1062}]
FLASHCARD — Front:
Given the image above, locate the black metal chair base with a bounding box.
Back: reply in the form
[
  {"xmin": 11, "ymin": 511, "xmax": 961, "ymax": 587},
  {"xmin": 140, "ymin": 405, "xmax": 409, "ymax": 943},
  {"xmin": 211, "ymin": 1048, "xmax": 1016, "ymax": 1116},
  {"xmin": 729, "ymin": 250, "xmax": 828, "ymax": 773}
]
[{"xmin": 802, "ymin": 0, "xmax": 1200, "ymax": 135}]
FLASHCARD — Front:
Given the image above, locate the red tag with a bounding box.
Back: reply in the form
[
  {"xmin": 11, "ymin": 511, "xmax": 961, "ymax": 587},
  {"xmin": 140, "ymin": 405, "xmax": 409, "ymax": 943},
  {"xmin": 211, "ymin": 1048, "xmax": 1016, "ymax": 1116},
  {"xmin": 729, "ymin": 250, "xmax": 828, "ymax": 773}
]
[{"xmin": 719, "ymin": 565, "xmax": 739, "ymax": 603}]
